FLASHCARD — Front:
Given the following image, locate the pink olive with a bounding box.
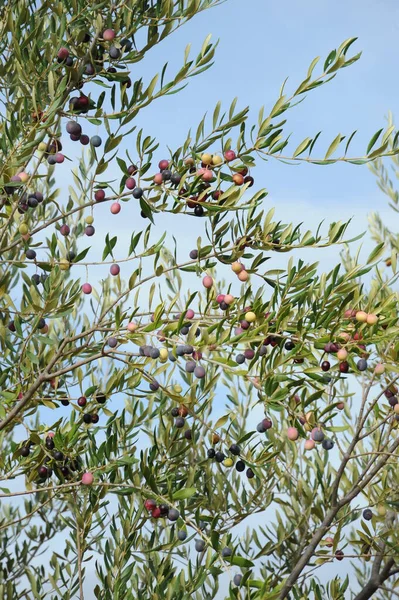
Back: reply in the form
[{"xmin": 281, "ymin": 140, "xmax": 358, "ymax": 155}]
[
  {"xmin": 224, "ymin": 150, "xmax": 236, "ymax": 161},
  {"xmin": 202, "ymin": 275, "xmax": 213, "ymax": 289},
  {"xmin": 126, "ymin": 177, "xmax": 136, "ymax": 189},
  {"xmin": 103, "ymin": 29, "xmax": 116, "ymax": 41},
  {"xmin": 287, "ymin": 427, "xmax": 299, "ymax": 441},
  {"xmin": 81, "ymin": 472, "xmax": 94, "ymax": 485},
  {"xmin": 82, "ymin": 283, "xmax": 92, "ymax": 294}
]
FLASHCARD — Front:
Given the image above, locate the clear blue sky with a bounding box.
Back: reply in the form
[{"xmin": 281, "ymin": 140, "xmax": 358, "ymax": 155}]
[
  {"xmin": 134, "ymin": 0, "xmax": 399, "ymax": 217},
  {"xmin": 64, "ymin": 0, "xmax": 399, "ymax": 279}
]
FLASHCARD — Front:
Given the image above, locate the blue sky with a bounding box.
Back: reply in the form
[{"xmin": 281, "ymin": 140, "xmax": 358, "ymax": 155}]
[
  {"xmin": 57, "ymin": 0, "xmax": 399, "ymax": 280},
  {"xmin": 134, "ymin": 0, "xmax": 399, "ymax": 218}
]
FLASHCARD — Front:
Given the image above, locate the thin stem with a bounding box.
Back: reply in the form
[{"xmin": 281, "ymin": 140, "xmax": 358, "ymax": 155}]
[{"xmin": 74, "ymin": 491, "xmax": 84, "ymax": 600}]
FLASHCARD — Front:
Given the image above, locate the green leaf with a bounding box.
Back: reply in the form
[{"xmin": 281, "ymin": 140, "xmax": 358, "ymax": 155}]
[
  {"xmin": 323, "ymin": 49, "xmax": 336, "ymax": 71},
  {"xmin": 307, "ymin": 56, "xmax": 320, "ymax": 78},
  {"xmin": 366, "ymin": 242, "xmax": 385, "ymax": 264},
  {"xmin": 227, "ymin": 556, "xmax": 254, "ymax": 568},
  {"xmin": 36, "ymin": 335, "xmax": 55, "ymax": 345},
  {"xmin": 293, "ymin": 137, "xmax": 312, "ymax": 158},
  {"xmin": 128, "ymin": 271, "xmax": 138, "ymax": 290},
  {"xmin": 366, "ymin": 128, "xmax": 383, "ymax": 154},
  {"xmin": 104, "ymin": 134, "xmax": 123, "ymax": 154},
  {"xmin": 173, "ymin": 487, "xmax": 197, "ymax": 500},
  {"xmin": 368, "ymin": 142, "xmax": 389, "ymax": 159},
  {"xmin": 214, "ymin": 414, "xmax": 229, "ymax": 429},
  {"xmin": 324, "ymin": 133, "xmax": 342, "ymax": 159},
  {"xmin": 112, "ymin": 487, "xmax": 140, "ymax": 496},
  {"xmin": 270, "ymin": 96, "xmax": 287, "ymax": 118},
  {"xmin": 326, "ymin": 56, "xmax": 345, "ymax": 73}
]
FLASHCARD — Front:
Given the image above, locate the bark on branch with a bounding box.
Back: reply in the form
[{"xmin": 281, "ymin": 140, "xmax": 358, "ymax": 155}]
[
  {"xmin": 279, "ymin": 434, "xmax": 399, "ymax": 599},
  {"xmin": 353, "ymin": 556, "xmax": 395, "ymax": 600}
]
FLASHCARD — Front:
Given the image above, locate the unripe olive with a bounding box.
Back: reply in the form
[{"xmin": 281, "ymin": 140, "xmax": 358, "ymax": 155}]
[
  {"xmin": 366, "ymin": 313, "xmax": 378, "ymax": 325},
  {"xmin": 374, "ymin": 363, "xmax": 385, "ymax": 375},
  {"xmin": 337, "ymin": 348, "xmax": 348, "ymax": 361},
  {"xmin": 356, "ymin": 311, "xmax": 368, "ymax": 323},
  {"xmin": 245, "ymin": 311, "xmax": 256, "ymax": 323},
  {"xmin": 201, "ymin": 153, "xmax": 212, "ymax": 165}
]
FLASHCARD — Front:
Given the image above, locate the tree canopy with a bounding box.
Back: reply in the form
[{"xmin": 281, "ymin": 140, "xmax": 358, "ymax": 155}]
[{"xmin": 0, "ymin": 1, "xmax": 399, "ymax": 599}]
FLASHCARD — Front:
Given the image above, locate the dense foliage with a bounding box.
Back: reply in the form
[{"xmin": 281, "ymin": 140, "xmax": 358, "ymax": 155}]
[{"xmin": 1, "ymin": 1, "xmax": 399, "ymax": 599}]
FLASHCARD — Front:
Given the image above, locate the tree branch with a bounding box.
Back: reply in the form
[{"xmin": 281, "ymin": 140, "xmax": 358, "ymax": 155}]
[
  {"xmin": 279, "ymin": 433, "xmax": 399, "ymax": 599},
  {"xmin": 353, "ymin": 555, "xmax": 395, "ymax": 600}
]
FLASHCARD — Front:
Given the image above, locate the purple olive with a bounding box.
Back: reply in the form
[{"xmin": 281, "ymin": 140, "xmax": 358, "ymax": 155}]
[
  {"xmin": 215, "ymin": 451, "xmax": 225, "ymax": 463},
  {"xmin": 185, "ymin": 361, "xmax": 196, "ymax": 373},
  {"xmin": 195, "ymin": 539, "xmax": 206, "ymax": 552},
  {"xmin": 28, "ymin": 196, "xmax": 38, "ymax": 208},
  {"xmin": 109, "ymin": 46, "xmax": 121, "ymax": 59},
  {"xmin": 322, "ymin": 439, "xmax": 334, "ymax": 450},
  {"xmin": 85, "ymin": 225, "xmax": 95, "ymax": 236},
  {"xmin": 168, "ymin": 508, "xmax": 180, "ymax": 521},
  {"xmin": 194, "ymin": 366, "xmax": 205, "ymax": 379},
  {"xmin": 96, "ymin": 393, "xmax": 106, "ymax": 404},
  {"xmin": 66, "ymin": 121, "xmax": 82, "ymax": 136},
  {"xmin": 229, "ymin": 444, "xmax": 240, "ymax": 455},
  {"xmin": 38, "ymin": 466, "xmax": 49, "ymax": 479},
  {"xmin": 60, "ymin": 224, "xmax": 70, "ymax": 236},
  {"xmin": 132, "ymin": 187, "xmax": 143, "ymax": 199},
  {"xmin": 26, "ymin": 249, "xmax": 36, "ymax": 260},
  {"xmin": 194, "ymin": 205, "xmax": 204, "ymax": 217},
  {"xmin": 311, "ymin": 428, "xmax": 325, "ymax": 442}
]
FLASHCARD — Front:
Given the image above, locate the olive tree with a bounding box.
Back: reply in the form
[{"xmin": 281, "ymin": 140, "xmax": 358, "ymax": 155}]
[{"xmin": 0, "ymin": 1, "xmax": 399, "ymax": 599}]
